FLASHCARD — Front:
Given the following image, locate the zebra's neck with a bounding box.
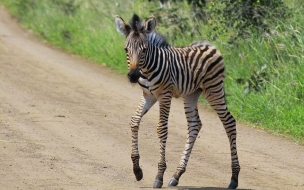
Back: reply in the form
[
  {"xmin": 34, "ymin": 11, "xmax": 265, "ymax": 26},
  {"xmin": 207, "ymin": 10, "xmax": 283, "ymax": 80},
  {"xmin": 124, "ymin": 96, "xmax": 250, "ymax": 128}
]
[{"xmin": 140, "ymin": 42, "xmax": 171, "ymax": 79}]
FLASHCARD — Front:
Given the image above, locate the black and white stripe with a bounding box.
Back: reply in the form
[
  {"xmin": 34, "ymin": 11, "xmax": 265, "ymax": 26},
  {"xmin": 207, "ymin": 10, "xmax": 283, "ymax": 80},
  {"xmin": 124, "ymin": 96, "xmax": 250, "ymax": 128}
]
[{"xmin": 115, "ymin": 14, "xmax": 240, "ymax": 189}]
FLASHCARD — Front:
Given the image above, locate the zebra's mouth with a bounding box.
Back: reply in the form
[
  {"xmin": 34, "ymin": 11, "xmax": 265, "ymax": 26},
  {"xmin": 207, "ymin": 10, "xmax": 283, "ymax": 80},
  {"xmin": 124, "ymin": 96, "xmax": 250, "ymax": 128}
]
[{"xmin": 128, "ymin": 68, "xmax": 140, "ymax": 83}]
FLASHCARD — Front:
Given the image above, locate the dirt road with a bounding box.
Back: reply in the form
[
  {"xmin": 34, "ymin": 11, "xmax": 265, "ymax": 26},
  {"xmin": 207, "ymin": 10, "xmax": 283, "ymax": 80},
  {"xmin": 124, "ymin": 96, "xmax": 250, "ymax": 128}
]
[{"xmin": 0, "ymin": 8, "xmax": 303, "ymax": 190}]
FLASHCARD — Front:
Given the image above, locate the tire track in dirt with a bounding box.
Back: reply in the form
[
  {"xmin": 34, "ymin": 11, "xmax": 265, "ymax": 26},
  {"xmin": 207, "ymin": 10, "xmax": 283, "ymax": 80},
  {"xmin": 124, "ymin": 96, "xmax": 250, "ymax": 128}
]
[{"xmin": 0, "ymin": 7, "xmax": 303, "ymax": 190}]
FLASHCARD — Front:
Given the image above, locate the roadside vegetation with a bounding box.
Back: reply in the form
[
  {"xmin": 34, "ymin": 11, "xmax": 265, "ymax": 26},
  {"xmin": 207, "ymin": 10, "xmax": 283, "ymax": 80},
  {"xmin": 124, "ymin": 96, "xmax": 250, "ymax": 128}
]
[{"xmin": 1, "ymin": 0, "xmax": 303, "ymax": 144}]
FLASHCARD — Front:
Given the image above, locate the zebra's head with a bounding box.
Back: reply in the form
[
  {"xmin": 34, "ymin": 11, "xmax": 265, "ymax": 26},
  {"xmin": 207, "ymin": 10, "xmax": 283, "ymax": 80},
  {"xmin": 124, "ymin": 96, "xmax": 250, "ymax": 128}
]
[{"xmin": 115, "ymin": 14, "xmax": 156, "ymax": 83}]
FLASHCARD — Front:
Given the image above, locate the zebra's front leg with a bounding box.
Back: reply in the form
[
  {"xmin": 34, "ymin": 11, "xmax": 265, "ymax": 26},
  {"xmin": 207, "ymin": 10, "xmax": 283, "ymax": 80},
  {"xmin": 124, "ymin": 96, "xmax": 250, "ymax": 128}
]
[
  {"xmin": 153, "ymin": 94, "xmax": 172, "ymax": 188},
  {"xmin": 131, "ymin": 93, "xmax": 157, "ymax": 181},
  {"xmin": 168, "ymin": 89, "xmax": 202, "ymax": 187}
]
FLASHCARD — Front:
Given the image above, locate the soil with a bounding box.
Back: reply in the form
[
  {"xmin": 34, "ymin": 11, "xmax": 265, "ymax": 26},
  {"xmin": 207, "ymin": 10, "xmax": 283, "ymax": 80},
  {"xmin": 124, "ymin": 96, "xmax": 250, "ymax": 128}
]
[{"xmin": 0, "ymin": 7, "xmax": 303, "ymax": 190}]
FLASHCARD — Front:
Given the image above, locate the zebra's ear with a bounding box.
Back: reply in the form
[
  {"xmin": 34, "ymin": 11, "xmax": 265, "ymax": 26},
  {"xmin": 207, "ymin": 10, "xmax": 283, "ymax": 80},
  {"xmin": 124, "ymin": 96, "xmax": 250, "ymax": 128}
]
[
  {"xmin": 143, "ymin": 16, "xmax": 156, "ymax": 34},
  {"xmin": 115, "ymin": 15, "xmax": 131, "ymax": 36}
]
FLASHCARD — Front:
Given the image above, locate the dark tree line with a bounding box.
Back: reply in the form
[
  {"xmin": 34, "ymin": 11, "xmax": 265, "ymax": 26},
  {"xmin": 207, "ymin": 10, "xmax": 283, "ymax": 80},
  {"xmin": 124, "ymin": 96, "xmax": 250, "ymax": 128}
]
[{"xmin": 148, "ymin": 0, "xmax": 290, "ymax": 37}]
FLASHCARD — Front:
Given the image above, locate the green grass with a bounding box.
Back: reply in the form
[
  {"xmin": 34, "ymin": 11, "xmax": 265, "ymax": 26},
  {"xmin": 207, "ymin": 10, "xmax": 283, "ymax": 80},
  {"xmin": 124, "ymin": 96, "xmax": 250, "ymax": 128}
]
[
  {"xmin": 221, "ymin": 17, "xmax": 304, "ymax": 142},
  {"xmin": 0, "ymin": 0, "xmax": 130, "ymax": 73},
  {"xmin": 1, "ymin": 0, "xmax": 303, "ymax": 144}
]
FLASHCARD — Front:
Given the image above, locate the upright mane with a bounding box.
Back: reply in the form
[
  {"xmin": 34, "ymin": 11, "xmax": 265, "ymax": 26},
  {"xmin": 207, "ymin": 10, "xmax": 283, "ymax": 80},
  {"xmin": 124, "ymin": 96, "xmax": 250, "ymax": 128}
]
[
  {"xmin": 128, "ymin": 14, "xmax": 142, "ymax": 31},
  {"xmin": 147, "ymin": 32, "xmax": 170, "ymax": 48},
  {"xmin": 127, "ymin": 14, "xmax": 170, "ymax": 48}
]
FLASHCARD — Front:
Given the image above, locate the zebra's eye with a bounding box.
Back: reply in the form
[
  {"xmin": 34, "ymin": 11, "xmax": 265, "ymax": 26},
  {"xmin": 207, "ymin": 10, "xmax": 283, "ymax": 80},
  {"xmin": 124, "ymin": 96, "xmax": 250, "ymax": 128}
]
[
  {"xmin": 124, "ymin": 47, "xmax": 128, "ymax": 53},
  {"xmin": 142, "ymin": 48, "xmax": 147, "ymax": 54}
]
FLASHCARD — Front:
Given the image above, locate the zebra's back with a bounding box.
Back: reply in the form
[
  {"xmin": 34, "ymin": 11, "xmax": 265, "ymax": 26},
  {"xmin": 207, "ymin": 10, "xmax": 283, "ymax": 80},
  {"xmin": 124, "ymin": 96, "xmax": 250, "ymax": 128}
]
[{"xmin": 169, "ymin": 42, "xmax": 225, "ymax": 98}]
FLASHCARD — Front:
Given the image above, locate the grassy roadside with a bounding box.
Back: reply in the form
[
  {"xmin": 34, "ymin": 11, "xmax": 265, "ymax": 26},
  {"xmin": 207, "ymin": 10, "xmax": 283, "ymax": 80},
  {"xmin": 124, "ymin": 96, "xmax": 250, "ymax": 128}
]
[
  {"xmin": 0, "ymin": 0, "xmax": 131, "ymax": 73},
  {"xmin": 1, "ymin": 0, "xmax": 303, "ymax": 144}
]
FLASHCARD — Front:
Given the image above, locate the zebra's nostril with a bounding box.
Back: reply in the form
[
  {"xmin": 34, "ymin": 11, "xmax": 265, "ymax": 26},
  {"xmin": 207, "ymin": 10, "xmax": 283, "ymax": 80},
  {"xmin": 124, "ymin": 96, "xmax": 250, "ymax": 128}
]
[{"xmin": 128, "ymin": 69, "xmax": 140, "ymax": 83}]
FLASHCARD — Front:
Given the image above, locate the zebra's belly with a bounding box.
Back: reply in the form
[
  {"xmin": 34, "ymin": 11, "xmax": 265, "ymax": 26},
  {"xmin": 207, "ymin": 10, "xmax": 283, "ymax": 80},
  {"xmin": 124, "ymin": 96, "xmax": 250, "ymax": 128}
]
[
  {"xmin": 139, "ymin": 77, "xmax": 199, "ymax": 99},
  {"xmin": 171, "ymin": 86, "xmax": 183, "ymax": 98},
  {"xmin": 138, "ymin": 77, "xmax": 179, "ymax": 98},
  {"xmin": 171, "ymin": 85, "xmax": 200, "ymax": 98}
]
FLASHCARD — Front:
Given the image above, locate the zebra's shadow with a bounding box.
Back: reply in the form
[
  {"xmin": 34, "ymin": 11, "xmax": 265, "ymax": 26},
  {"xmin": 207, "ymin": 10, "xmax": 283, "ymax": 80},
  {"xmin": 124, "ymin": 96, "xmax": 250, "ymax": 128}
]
[
  {"xmin": 175, "ymin": 187, "xmax": 252, "ymax": 190},
  {"xmin": 140, "ymin": 186, "xmax": 252, "ymax": 190}
]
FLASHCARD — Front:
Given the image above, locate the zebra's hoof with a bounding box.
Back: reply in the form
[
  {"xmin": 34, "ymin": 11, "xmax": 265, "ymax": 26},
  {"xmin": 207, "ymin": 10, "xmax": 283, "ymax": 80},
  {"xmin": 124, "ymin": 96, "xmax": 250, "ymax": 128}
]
[
  {"xmin": 228, "ymin": 181, "xmax": 238, "ymax": 189},
  {"xmin": 133, "ymin": 167, "xmax": 143, "ymax": 181},
  {"xmin": 153, "ymin": 180, "xmax": 163, "ymax": 188},
  {"xmin": 168, "ymin": 178, "xmax": 179, "ymax": 186}
]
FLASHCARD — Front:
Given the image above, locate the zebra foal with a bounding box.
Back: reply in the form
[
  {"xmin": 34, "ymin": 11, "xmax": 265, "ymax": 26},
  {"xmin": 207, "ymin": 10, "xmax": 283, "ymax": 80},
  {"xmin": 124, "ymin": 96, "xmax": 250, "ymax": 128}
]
[{"xmin": 115, "ymin": 14, "xmax": 240, "ymax": 189}]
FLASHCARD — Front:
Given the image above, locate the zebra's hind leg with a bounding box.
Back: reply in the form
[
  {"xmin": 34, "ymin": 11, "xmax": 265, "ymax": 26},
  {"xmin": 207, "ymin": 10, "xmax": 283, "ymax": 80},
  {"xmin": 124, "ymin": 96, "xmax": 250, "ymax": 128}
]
[
  {"xmin": 168, "ymin": 89, "xmax": 202, "ymax": 187},
  {"xmin": 204, "ymin": 86, "xmax": 240, "ymax": 189},
  {"xmin": 131, "ymin": 93, "xmax": 157, "ymax": 181}
]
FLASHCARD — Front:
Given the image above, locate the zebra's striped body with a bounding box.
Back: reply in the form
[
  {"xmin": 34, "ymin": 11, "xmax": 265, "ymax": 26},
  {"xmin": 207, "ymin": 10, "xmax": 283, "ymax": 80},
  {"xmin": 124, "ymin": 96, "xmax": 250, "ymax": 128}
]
[
  {"xmin": 115, "ymin": 14, "xmax": 240, "ymax": 189},
  {"xmin": 138, "ymin": 41, "xmax": 224, "ymax": 99}
]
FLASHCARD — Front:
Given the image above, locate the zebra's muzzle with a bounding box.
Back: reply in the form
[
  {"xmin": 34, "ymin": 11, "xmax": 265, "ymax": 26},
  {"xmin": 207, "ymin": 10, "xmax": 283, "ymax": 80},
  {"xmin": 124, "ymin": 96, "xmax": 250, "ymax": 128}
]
[{"xmin": 128, "ymin": 68, "xmax": 140, "ymax": 83}]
